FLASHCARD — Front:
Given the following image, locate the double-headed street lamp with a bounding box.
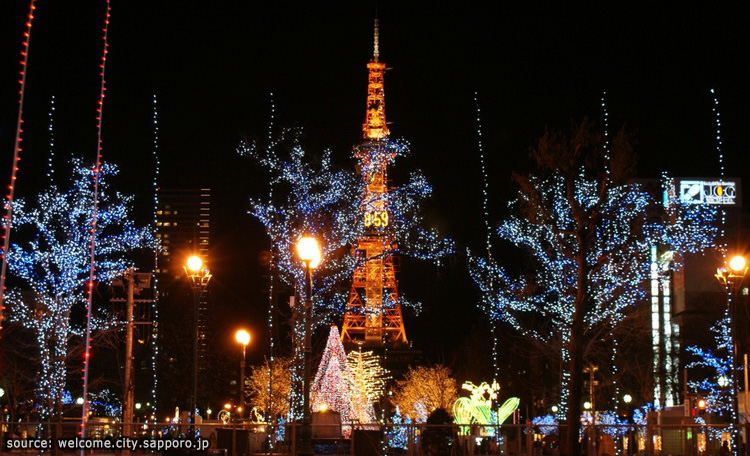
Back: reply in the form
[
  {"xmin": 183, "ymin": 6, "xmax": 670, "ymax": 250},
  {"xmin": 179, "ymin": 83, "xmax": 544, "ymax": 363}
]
[
  {"xmin": 296, "ymin": 236, "xmax": 321, "ymax": 456},
  {"xmin": 185, "ymin": 255, "xmax": 211, "ymax": 429},
  {"xmin": 235, "ymin": 329, "xmax": 251, "ymax": 420},
  {"xmin": 715, "ymin": 254, "xmax": 748, "ymax": 456}
]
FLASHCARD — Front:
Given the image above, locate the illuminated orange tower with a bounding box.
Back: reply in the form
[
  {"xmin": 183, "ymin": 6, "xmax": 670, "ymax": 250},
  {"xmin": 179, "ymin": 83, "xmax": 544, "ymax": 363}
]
[{"xmin": 341, "ymin": 20, "xmax": 407, "ymax": 346}]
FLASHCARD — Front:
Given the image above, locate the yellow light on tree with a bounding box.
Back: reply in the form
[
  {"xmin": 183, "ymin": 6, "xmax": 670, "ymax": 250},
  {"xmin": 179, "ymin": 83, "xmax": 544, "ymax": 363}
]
[
  {"xmin": 390, "ymin": 365, "xmax": 458, "ymax": 422},
  {"xmin": 246, "ymin": 357, "xmax": 293, "ymax": 419}
]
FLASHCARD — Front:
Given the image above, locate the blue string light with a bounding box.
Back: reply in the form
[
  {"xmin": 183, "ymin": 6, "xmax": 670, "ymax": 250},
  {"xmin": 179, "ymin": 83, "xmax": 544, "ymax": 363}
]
[
  {"xmin": 468, "ymin": 132, "xmax": 718, "ymax": 419},
  {"xmin": 239, "ymin": 128, "xmax": 453, "ymax": 416},
  {"xmin": 5, "ymin": 159, "xmax": 153, "ymax": 419}
]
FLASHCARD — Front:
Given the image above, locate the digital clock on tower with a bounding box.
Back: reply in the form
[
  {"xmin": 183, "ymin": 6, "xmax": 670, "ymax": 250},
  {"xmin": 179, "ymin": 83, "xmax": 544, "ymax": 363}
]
[{"xmin": 364, "ymin": 210, "xmax": 389, "ymax": 228}]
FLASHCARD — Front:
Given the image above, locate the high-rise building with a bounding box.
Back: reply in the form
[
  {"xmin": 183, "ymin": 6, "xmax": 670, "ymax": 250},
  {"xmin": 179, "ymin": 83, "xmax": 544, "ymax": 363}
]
[
  {"xmin": 156, "ymin": 188, "xmax": 211, "ymax": 279},
  {"xmin": 642, "ymin": 178, "xmax": 744, "ymax": 408},
  {"xmin": 154, "ymin": 188, "xmax": 211, "ymax": 409}
]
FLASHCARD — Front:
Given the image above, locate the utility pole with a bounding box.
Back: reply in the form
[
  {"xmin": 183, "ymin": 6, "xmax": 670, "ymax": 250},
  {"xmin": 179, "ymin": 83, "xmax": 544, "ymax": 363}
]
[
  {"xmin": 123, "ymin": 268, "xmax": 135, "ymax": 440},
  {"xmin": 584, "ymin": 365, "xmax": 599, "ymax": 411},
  {"xmin": 745, "ymin": 354, "xmax": 749, "ymax": 437},
  {"xmin": 111, "ymin": 270, "xmax": 152, "ymax": 446}
]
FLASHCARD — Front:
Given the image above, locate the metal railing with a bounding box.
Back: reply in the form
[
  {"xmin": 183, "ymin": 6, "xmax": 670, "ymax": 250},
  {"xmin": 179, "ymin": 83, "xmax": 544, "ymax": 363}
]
[{"xmin": 1, "ymin": 421, "xmax": 748, "ymax": 456}]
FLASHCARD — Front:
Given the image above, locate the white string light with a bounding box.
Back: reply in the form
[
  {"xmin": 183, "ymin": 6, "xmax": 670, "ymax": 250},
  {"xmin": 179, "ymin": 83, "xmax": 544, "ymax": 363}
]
[
  {"xmin": 149, "ymin": 94, "xmax": 161, "ymax": 422},
  {"xmin": 710, "ymin": 88, "xmax": 727, "ymax": 247},
  {"xmin": 473, "ymin": 92, "xmax": 499, "ymax": 391},
  {"xmin": 47, "ymin": 96, "xmax": 56, "ymax": 184},
  {"xmin": 601, "ymin": 91, "xmax": 619, "ymax": 415},
  {"xmin": 265, "ymin": 91, "xmax": 277, "ymax": 447}
]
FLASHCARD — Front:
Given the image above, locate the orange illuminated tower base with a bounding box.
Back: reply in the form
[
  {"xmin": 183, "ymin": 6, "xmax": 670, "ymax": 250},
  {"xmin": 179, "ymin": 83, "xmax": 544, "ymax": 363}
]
[{"xmin": 340, "ymin": 236, "xmax": 407, "ymax": 345}]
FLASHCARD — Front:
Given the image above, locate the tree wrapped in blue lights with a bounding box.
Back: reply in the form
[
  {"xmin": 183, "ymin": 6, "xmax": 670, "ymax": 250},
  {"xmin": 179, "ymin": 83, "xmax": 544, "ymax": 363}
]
[
  {"xmin": 239, "ymin": 129, "xmax": 453, "ymax": 418},
  {"xmin": 532, "ymin": 414, "xmax": 559, "ymax": 435},
  {"xmin": 468, "ymin": 120, "xmax": 717, "ymax": 456},
  {"xmin": 4, "ymin": 158, "xmax": 153, "ymax": 421},
  {"xmin": 686, "ymin": 317, "xmax": 734, "ymax": 417},
  {"xmin": 387, "ymin": 406, "xmax": 413, "ymax": 450},
  {"xmin": 240, "ymin": 129, "xmax": 452, "ymax": 318},
  {"xmin": 239, "ymin": 129, "xmax": 360, "ymax": 318}
]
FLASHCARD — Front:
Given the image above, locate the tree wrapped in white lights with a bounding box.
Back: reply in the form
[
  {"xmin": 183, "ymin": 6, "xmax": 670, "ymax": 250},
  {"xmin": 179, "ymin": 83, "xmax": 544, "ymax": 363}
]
[
  {"xmin": 5, "ymin": 159, "xmax": 153, "ymax": 420},
  {"xmin": 468, "ymin": 120, "xmax": 717, "ymax": 456},
  {"xmin": 347, "ymin": 346, "xmax": 388, "ymax": 423}
]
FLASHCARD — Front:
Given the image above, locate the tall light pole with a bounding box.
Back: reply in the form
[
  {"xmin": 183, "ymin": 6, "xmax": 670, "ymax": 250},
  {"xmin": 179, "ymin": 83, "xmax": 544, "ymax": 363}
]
[
  {"xmin": 185, "ymin": 255, "xmax": 211, "ymax": 432},
  {"xmin": 295, "ymin": 236, "xmax": 321, "ymax": 456},
  {"xmin": 715, "ymin": 254, "xmax": 748, "ymax": 456},
  {"xmin": 235, "ymin": 329, "xmax": 251, "ymax": 420}
]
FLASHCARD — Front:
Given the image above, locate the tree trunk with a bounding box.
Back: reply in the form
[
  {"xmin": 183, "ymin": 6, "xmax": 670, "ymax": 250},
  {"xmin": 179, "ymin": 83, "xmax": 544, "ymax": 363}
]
[
  {"xmin": 563, "ymin": 241, "xmax": 589, "ymax": 456},
  {"xmin": 563, "ymin": 317, "xmax": 585, "ymax": 456}
]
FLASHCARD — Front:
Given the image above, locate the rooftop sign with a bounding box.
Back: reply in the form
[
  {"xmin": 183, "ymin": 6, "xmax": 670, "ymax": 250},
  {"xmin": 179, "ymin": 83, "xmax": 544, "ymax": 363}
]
[{"xmin": 678, "ymin": 179, "xmax": 741, "ymax": 206}]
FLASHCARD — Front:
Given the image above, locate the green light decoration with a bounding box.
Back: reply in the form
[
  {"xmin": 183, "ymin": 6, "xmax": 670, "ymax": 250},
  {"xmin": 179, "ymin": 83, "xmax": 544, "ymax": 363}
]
[{"xmin": 452, "ymin": 381, "xmax": 519, "ymax": 435}]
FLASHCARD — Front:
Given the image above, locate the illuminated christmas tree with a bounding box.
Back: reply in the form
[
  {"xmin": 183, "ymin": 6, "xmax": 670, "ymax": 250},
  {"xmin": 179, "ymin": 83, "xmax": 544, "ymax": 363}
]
[{"xmin": 311, "ymin": 326, "xmax": 355, "ymax": 421}]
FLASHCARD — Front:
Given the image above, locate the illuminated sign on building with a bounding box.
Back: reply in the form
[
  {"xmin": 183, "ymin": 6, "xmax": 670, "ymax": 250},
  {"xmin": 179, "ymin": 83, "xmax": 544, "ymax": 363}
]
[{"xmin": 678, "ymin": 179, "xmax": 740, "ymax": 206}]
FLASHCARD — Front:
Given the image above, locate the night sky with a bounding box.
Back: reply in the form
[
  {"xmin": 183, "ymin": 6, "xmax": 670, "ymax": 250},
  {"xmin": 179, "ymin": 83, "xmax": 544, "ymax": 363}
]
[{"xmin": 1, "ymin": 1, "xmax": 749, "ymax": 378}]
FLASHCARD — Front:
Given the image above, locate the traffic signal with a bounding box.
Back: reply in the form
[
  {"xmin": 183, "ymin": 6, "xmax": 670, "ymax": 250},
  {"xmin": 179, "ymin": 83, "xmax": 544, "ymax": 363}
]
[{"xmin": 697, "ymin": 398, "xmax": 707, "ymax": 414}]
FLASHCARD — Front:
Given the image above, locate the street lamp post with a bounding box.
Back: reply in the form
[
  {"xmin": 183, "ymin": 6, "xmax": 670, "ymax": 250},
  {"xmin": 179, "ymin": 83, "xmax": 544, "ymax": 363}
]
[
  {"xmin": 715, "ymin": 254, "xmax": 748, "ymax": 456},
  {"xmin": 235, "ymin": 329, "xmax": 251, "ymax": 420},
  {"xmin": 295, "ymin": 236, "xmax": 321, "ymax": 456},
  {"xmin": 185, "ymin": 255, "xmax": 211, "ymax": 433}
]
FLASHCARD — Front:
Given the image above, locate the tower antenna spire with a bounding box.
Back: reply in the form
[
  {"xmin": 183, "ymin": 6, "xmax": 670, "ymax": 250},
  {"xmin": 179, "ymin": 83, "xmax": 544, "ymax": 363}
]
[
  {"xmin": 362, "ymin": 17, "xmax": 389, "ymax": 139},
  {"xmin": 373, "ymin": 18, "xmax": 380, "ymax": 62}
]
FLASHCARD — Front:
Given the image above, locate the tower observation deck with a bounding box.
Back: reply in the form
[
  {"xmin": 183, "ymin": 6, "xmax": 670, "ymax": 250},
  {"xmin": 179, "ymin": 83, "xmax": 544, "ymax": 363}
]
[{"xmin": 340, "ymin": 20, "xmax": 407, "ymax": 346}]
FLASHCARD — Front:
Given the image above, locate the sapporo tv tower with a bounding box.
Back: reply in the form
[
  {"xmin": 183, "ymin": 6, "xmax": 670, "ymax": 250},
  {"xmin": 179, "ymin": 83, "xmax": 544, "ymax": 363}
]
[{"xmin": 340, "ymin": 19, "xmax": 408, "ymax": 347}]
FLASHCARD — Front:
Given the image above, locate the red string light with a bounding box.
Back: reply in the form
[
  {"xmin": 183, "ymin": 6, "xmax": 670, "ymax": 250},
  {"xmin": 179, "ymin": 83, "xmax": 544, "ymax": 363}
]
[
  {"xmin": 80, "ymin": 0, "xmax": 112, "ymax": 440},
  {"xmin": 0, "ymin": 0, "xmax": 37, "ymax": 331}
]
